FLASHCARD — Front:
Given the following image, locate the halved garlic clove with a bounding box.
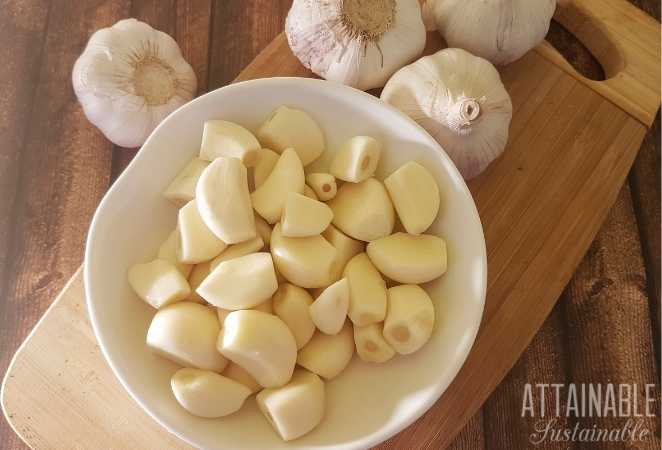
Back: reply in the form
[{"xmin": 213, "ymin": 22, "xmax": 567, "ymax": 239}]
[
  {"xmin": 187, "ymin": 262, "xmax": 210, "ymax": 304},
  {"xmin": 309, "ymin": 278, "xmax": 349, "ymax": 335},
  {"xmin": 303, "ymin": 184, "xmax": 318, "ymax": 200},
  {"xmin": 257, "ymin": 106, "xmax": 325, "ymax": 166},
  {"xmin": 218, "ymin": 310, "xmax": 297, "ymax": 388},
  {"xmin": 177, "ymin": 200, "xmax": 227, "ymax": 264},
  {"xmin": 254, "ymin": 213, "xmax": 273, "ymax": 246},
  {"xmin": 199, "ymin": 120, "xmax": 260, "ymax": 167},
  {"xmin": 157, "ymin": 229, "xmax": 193, "ymax": 278},
  {"xmin": 251, "ymin": 148, "xmax": 305, "ymax": 224},
  {"xmin": 163, "ymin": 158, "xmax": 209, "ymax": 206},
  {"xmin": 147, "ymin": 302, "xmax": 227, "ymax": 371},
  {"xmin": 253, "ymin": 148, "xmax": 280, "ymax": 189},
  {"xmin": 270, "ymin": 223, "xmax": 337, "ymax": 288},
  {"xmin": 128, "ymin": 259, "xmax": 190, "ymax": 309},
  {"xmin": 281, "ymin": 193, "xmax": 333, "ymax": 238},
  {"xmin": 297, "ymin": 321, "xmax": 354, "ymax": 380},
  {"xmin": 366, "ymin": 232, "xmax": 447, "ymax": 284},
  {"xmin": 257, "ymin": 369, "xmax": 325, "ymax": 442},
  {"xmin": 171, "ymin": 368, "xmax": 251, "ymax": 418},
  {"xmin": 328, "ymin": 178, "xmax": 395, "ymax": 242},
  {"xmin": 198, "ymin": 252, "xmax": 278, "ymax": 309},
  {"xmin": 354, "ymin": 323, "xmax": 395, "ymax": 363},
  {"xmin": 329, "ymin": 136, "xmax": 381, "ymax": 183},
  {"xmin": 305, "ymin": 173, "xmax": 337, "ymax": 201},
  {"xmin": 343, "ymin": 253, "xmax": 387, "ymax": 326},
  {"xmin": 322, "ymin": 224, "xmax": 365, "ymax": 279},
  {"xmin": 383, "ymin": 285, "xmax": 434, "ymax": 354},
  {"xmin": 223, "ymin": 362, "xmax": 262, "ymax": 393},
  {"xmin": 272, "ymin": 284, "xmax": 315, "ymax": 349},
  {"xmin": 384, "ymin": 161, "xmax": 440, "ymax": 235},
  {"xmin": 209, "ymin": 236, "xmax": 264, "ymax": 271},
  {"xmin": 196, "ymin": 157, "xmax": 256, "ymax": 244}
]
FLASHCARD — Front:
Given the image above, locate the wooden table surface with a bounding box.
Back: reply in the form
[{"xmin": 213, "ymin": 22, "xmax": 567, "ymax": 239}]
[{"xmin": 0, "ymin": 1, "xmax": 659, "ymax": 449}]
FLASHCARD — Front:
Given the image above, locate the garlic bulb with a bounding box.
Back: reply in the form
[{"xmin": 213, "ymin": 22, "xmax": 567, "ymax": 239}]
[
  {"xmin": 419, "ymin": 0, "xmax": 437, "ymax": 31},
  {"xmin": 285, "ymin": 0, "xmax": 426, "ymax": 90},
  {"xmin": 428, "ymin": 0, "xmax": 556, "ymax": 66},
  {"xmin": 72, "ymin": 19, "xmax": 197, "ymax": 148},
  {"xmin": 381, "ymin": 48, "xmax": 513, "ymax": 179}
]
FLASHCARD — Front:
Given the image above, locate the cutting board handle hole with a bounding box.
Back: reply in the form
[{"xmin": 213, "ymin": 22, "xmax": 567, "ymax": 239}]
[{"xmin": 546, "ymin": 1, "xmax": 624, "ymax": 81}]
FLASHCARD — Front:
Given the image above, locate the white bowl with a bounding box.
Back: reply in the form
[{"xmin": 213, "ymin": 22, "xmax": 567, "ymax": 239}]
[{"xmin": 85, "ymin": 77, "xmax": 486, "ymax": 450}]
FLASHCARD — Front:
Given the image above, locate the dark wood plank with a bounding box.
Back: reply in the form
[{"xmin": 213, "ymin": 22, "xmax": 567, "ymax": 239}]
[
  {"xmin": 0, "ymin": 4, "xmax": 51, "ymax": 448},
  {"xmin": 208, "ymin": 0, "xmax": 292, "ymax": 88},
  {"xmin": 562, "ymin": 185, "xmax": 661, "ymax": 449},
  {"xmin": 447, "ymin": 412, "xmax": 486, "ymax": 450},
  {"xmin": 0, "ymin": 1, "xmax": 131, "ymax": 449}
]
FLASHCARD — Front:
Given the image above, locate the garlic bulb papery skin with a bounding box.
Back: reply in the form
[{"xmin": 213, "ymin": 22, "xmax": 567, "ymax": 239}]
[
  {"xmin": 429, "ymin": 0, "xmax": 556, "ymax": 66},
  {"xmin": 72, "ymin": 19, "xmax": 197, "ymax": 148},
  {"xmin": 381, "ymin": 48, "xmax": 513, "ymax": 179},
  {"xmin": 285, "ymin": 0, "xmax": 427, "ymax": 91},
  {"xmin": 419, "ymin": 0, "xmax": 437, "ymax": 31}
]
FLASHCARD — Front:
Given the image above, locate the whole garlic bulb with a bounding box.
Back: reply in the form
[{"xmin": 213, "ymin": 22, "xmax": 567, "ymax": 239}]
[
  {"xmin": 285, "ymin": 0, "xmax": 427, "ymax": 91},
  {"xmin": 429, "ymin": 0, "xmax": 556, "ymax": 65},
  {"xmin": 72, "ymin": 19, "xmax": 197, "ymax": 148},
  {"xmin": 381, "ymin": 48, "xmax": 513, "ymax": 179}
]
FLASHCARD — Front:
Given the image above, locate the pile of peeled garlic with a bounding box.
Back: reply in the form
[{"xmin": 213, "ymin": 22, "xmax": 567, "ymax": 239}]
[{"xmin": 128, "ymin": 105, "xmax": 447, "ymax": 441}]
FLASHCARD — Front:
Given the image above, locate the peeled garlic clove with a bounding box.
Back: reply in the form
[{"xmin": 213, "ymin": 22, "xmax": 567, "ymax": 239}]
[
  {"xmin": 163, "ymin": 158, "xmax": 209, "ymax": 206},
  {"xmin": 322, "ymin": 224, "xmax": 365, "ymax": 279},
  {"xmin": 305, "ymin": 173, "xmax": 337, "ymax": 201},
  {"xmin": 257, "ymin": 369, "xmax": 325, "ymax": 441},
  {"xmin": 254, "ymin": 213, "xmax": 273, "ymax": 246},
  {"xmin": 343, "ymin": 253, "xmax": 387, "ymax": 326},
  {"xmin": 429, "ymin": 0, "xmax": 556, "ymax": 65},
  {"xmin": 223, "ymin": 362, "xmax": 262, "ymax": 393},
  {"xmin": 198, "ymin": 252, "xmax": 278, "ymax": 309},
  {"xmin": 270, "ymin": 223, "xmax": 337, "ymax": 288},
  {"xmin": 147, "ymin": 302, "xmax": 227, "ymax": 371},
  {"xmin": 257, "ymin": 106, "xmax": 324, "ymax": 166},
  {"xmin": 384, "ymin": 161, "xmax": 440, "ymax": 235},
  {"xmin": 272, "ymin": 284, "xmax": 315, "ymax": 349},
  {"xmin": 209, "ymin": 236, "xmax": 264, "ymax": 271},
  {"xmin": 297, "ymin": 321, "xmax": 354, "ymax": 380},
  {"xmin": 251, "ymin": 148, "xmax": 305, "ymax": 224},
  {"xmin": 384, "ymin": 285, "xmax": 434, "ymax": 354},
  {"xmin": 381, "ymin": 48, "xmax": 513, "ymax": 179},
  {"xmin": 217, "ymin": 296, "xmax": 273, "ymax": 326},
  {"xmin": 199, "ymin": 120, "xmax": 260, "ymax": 167},
  {"xmin": 281, "ymin": 193, "xmax": 333, "ymax": 238},
  {"xmin": 303, "ymin": 184, "xmax": 318, "ymax": 200},
  {"xmin": 328, "ymin": 178, "xmax": 394, "ymax": 242},
  {"xmin": 285, "ymin": 0, "xmax": 426, "ymax": 90},
  {"xmin": 330, "ymin": 136, "xmax": 381, "ymax": 183},
  {"xmin": 253, "ymin": 148, "xmax": 280, "ymax": 189},
  {"xmin": 218, "ymin": 310, "xmax": 297, "ymax": 388},
  {"xmin": 309, "ymin": 278, "xmax": 349, "ymax": 335},
  {"xmin": 72, "ymin": 19, "xmax": 197, "ymax": 148},
  {"xmin": 157, "ymin": 229, "xmax": 193, "ymax": 278},
  {"xmin": 196, "ymin": 157, "xmax": 256, "ymax": 244},
  {"xmin": 367, "ymin": 232, "xmax": 447, "ymax": 284},
  {"xmin": 354, "ymin": 323, "xmax": 395, "ymax": 363},
  {"xmin": 187, "ymin": 262, "xmax": 210, "ymax": 304},
  {"xmin": 177, "ymin": 200, "xmax": 227, "ymax": 264},
  {"xmin": 171, "ymin": 368, "xmax": 251, "ymax": 418},
  {"xmin": 129, "ymin": 259, "xmax": 190, "ymax": 309}
]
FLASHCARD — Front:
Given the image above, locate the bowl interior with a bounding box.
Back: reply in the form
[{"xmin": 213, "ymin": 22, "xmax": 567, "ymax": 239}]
[{"xmin": 85, "ymin": 77, "xmax": 486, "ymax": 450}]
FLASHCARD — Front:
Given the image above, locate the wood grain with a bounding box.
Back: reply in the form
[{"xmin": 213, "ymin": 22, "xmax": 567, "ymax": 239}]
[
  {"xmin": 0, "ymin": 1, "xmax": 131, "ymax": 448},
  {"xmin": 0, "ymin": 0, "xmax": 659, "ymax": 449}
]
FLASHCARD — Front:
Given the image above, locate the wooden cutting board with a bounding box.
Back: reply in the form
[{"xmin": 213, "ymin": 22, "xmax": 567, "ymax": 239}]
[{"xmin": 2, "ymin": 0, "xmax": 659, "ymax": 448}]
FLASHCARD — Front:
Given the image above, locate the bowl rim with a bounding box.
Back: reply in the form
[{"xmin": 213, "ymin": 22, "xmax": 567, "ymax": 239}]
[{"xmin": 84, "ymin": 76, "xmax": 487, "ymax": 450}]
